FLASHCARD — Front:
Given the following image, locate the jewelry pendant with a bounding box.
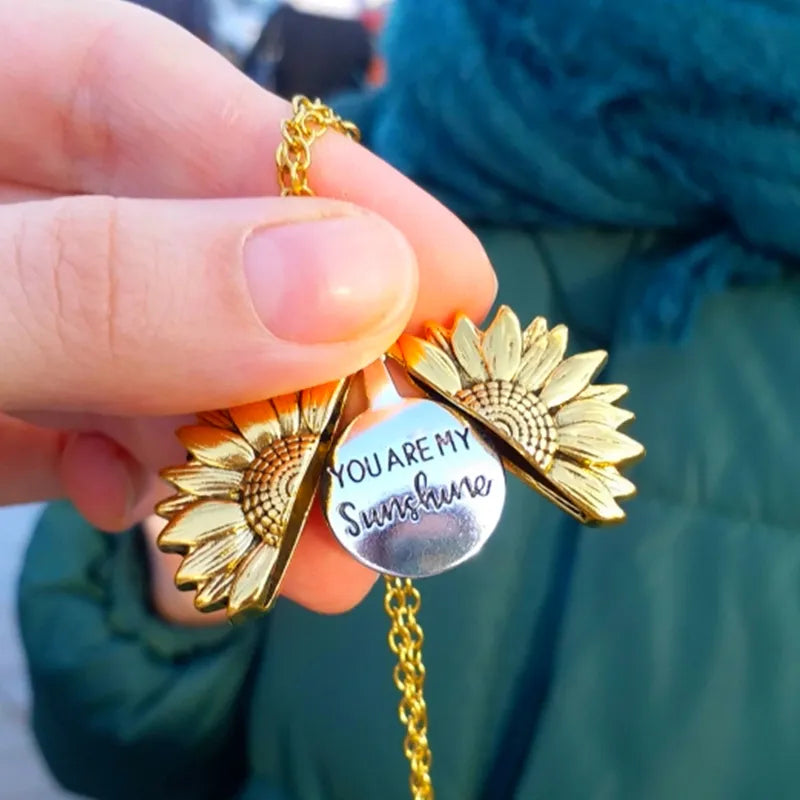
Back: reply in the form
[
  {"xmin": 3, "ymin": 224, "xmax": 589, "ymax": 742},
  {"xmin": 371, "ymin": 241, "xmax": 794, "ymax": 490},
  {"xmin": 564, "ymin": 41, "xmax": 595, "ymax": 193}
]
[
  {"xmin": 154, "ymin": 97, "xmax": 646, "ymax": 800},
  {"xmin": 389, "ymin": 306, "xmax": 645, "ymax": 524},
  {"xmin": 155, "ymin": 379, "xmax": 349, "ymax": 620},
  {"xmin": 321, "ymin": 359, "xmax": 506, "ymax": 578}
]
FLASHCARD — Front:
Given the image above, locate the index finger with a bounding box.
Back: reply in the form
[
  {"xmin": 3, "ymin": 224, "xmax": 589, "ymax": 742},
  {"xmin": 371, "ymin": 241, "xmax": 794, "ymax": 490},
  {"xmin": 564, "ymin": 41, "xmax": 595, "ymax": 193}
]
[{"xmin": 0, "ymin": 0, "xmax": 496, "ymax": 328}]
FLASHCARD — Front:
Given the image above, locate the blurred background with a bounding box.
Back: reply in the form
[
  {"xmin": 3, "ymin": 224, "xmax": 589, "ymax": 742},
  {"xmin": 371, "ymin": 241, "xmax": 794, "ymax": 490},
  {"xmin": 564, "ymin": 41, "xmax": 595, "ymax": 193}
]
[
  {"xmin": 151, "ymin": 0, "xmax": 390, "ymax": 95},
  {"xmin": 0, "ymin": 503, "xmax": 62, "ymax": 798},
  {"xmin": 0, "ymin": 0, "xmax": 390, "ymax": 796}
]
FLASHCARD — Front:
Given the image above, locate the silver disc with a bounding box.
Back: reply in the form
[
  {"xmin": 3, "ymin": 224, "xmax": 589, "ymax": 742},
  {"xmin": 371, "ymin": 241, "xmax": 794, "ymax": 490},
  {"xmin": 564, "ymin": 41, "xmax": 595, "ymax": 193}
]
[{"xmin": 321, "ymin": 395, "xmax": 506, "ymax": 578}]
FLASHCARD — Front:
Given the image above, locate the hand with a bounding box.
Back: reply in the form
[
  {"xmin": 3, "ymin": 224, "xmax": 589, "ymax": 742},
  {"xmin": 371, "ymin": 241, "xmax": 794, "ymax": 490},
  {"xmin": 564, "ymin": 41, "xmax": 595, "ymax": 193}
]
[{"xmin": 0, "ymin": 0, "xmax": 496, "ymax": 618}]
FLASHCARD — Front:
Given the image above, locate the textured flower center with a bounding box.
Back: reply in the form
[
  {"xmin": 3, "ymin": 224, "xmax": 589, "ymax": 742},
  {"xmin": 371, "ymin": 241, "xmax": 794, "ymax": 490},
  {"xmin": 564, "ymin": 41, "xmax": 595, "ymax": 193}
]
[
  {"xmin": 241, "ymin": 434, "xmax": 316, "ymax": 545},
  {"xmin": 455, "ymin": 379, "xmax": 557, "ymax": 470}
]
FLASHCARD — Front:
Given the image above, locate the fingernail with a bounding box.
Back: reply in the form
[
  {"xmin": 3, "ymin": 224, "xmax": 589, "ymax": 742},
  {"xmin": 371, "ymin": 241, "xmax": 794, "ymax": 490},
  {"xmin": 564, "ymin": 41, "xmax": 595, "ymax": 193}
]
[{"xmin": 244, "ymin": 215, "xmax": 417, "ymax": 344}]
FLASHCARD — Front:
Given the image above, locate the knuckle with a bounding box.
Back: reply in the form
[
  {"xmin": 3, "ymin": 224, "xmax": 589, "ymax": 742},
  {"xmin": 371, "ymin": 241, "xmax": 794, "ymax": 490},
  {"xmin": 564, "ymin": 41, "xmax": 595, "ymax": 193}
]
[
  {"xmin": 60, "ymin": 18, "xmax": 122, "ymax": 182},
  {"xmin": 19, "ymin": 196, "xmax": 125, "ymax": 360},
  {"xmin": 57, "ymin": 196, "xmax": 122, "ymax": 355}
]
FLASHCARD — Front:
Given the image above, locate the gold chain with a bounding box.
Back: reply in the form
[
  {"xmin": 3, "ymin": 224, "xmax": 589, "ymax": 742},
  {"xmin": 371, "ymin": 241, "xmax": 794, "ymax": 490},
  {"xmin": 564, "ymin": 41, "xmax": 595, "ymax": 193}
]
[
  {"xmin": 278, "ymin": 97, "xmax": 434, "ymax": 800},
  {"xmin": 384, "ymin": 576, "xmax": 434, "ymax": 800},
  {"xmin": 276, "ymin": 95, "xmax": 361, "ymax": 196}
]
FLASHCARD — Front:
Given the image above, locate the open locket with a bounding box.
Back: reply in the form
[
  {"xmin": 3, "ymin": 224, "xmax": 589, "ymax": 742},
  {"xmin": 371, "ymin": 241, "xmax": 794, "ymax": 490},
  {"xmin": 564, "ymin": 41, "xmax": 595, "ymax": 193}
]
[{"xmin": 320, "ymin": 359, "xmax": 506, "ymax": 579}]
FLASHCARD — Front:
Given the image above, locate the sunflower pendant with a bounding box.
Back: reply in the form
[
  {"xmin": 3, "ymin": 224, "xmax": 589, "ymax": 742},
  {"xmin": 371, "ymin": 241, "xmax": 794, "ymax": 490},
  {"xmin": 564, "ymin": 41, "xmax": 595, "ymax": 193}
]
[
  {"xmin": 389, "ymin": 306, "xmax": 644, "ymax": 524},
  {"xmin": 155, "ymin": 379, "xmax": 350, "ymax": 620}
]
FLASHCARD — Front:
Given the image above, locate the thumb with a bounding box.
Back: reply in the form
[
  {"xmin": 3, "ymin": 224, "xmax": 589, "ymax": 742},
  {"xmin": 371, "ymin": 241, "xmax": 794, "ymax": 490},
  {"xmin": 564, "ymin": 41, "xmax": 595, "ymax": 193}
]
[{"xmin": 0, "ymin": 195, "xmax": 417, "ymax": 414}]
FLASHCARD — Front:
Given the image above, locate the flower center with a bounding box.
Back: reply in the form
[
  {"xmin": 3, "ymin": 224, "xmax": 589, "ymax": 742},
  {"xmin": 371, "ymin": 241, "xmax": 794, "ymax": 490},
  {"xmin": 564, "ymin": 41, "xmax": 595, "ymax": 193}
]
[
  {"xmin": 241, "ymin": 434, "xmax": 317, "ymax": 545},
  {"xmin": 455, "ymin": 379, "xmax": 557, "ymax": 470}
]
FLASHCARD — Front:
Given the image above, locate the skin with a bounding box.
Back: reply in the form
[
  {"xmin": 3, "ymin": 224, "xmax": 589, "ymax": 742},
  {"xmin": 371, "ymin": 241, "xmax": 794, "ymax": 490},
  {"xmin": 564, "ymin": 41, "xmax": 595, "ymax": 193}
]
[{"xmin": 0, "ymin": 0, "xmax": 496, "ymax": 624}]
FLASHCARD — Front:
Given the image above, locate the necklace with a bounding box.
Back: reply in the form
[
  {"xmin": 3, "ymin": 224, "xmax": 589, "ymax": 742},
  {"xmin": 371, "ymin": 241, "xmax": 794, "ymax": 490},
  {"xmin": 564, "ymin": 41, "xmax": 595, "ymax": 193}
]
[{"xmin": 155, "ymin": 96, "xmax": 644, "ymax": 800}]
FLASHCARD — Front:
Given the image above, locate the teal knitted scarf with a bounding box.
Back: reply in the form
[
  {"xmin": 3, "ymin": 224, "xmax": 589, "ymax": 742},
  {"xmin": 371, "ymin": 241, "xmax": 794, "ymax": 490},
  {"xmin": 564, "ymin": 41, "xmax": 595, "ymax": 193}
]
[{"xmin": 339, "ymin": 0, "xmax": 796, "ymax": 340}]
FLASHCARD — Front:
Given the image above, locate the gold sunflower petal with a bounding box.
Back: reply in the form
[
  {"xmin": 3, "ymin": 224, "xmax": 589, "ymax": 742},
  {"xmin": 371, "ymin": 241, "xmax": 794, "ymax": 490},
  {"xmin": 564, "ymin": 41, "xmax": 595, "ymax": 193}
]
[
  {"xmin": 155, "ymin": 493, "xmax": 200, "ymax": 520},
  {"xmin": 578, "ymin": 384, "xmax": 629, "ymax": 403},
  {"xmin": 227, "ymin": 542, "xmax": 280, "ymax": 616},
  {"xmin": 272, "ymin": 393, "xmax": 301, "ymax": 436},
  {"xmin": 301, "ymin": 380, "xmax": 344, "ymax": 434},
  {"xmin": 522, "ymin": 316, "xmax": 548, "ymax": 349},
  {"xmin": 161, "ymin": 463, "xmax": 242, "ymax": 498},
  {"xmin": 395, "ymin": 334, "xmax": 462, "ymax": 395},
  {"xmin": 549, "ymin": 458, "xmax": 625, "ymax": 522},
  {"xmin": 175, "ymin": 527, "xmax": 255, "ymax": 587},
  {"xmin": 177, "ymin": 425, "xmax": 255, "ymax": 470},
  {"xmin": 555, "ymin": 399, "xmax": 635, "ymax": 429},
  {"xmin": 516, "ymin": 324, "xmax": 568, "ymax": 390},
  {"xmin": 158, "ymin": 499, "xmax": 248, "ymax": 550},
  {"xmin": 195, "ymin": 571, "xmax": 236, "ymax": 610},
  {"xmin": 589, "ymin": 464, "xmax": 637, "ymax": 498},
  {"xmin": 482, "ymin": 305, "xmax": 522, "ymax": 380},
  {"xmin": 540, "ymin": 350, "xmax": 608, "ymax": 409},
  {"xmin": 515, "ymin": 332, "xmax": 548, "ymax": 387},
  {"xmin": 451, "ymin": 315, "xmax": 488, "ymax": 381},
  {"xmin": 557, "ymin": 422, "xmax": 645, "ymax": 465},
  {"xmin": 424, "ymin": 321, "xmax": 457, "ymax": 360},
  {"xmin": 229, "ymin": 401, "xmax": 282, "ymax": 451},
  {"xmin": 197, "ymin": 409, "xmax": 236, "ymax": 430}
]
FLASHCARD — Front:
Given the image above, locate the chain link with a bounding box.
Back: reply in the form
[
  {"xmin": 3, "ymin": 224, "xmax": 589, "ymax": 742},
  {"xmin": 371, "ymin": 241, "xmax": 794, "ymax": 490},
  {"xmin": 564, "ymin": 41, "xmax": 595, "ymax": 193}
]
[
  {"xmin": 384, "ymin": 576, "xmax": 434, "ymax": 800},
  {"xmin": 276, "ymin": 96, "xmax": 360, "ymax": 196},
  {"xmin": 277, "ymin": 97, "xmax": 433, "ymax": 800}
]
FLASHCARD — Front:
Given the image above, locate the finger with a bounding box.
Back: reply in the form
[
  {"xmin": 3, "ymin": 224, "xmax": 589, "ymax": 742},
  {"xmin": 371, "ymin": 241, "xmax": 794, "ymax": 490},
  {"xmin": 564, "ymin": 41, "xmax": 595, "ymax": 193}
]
[
  {"xmin": 0, "ymin": 181, "xmax": 57, "ymax": 203},
  {"xmin": 16, "ymin": 411, "xmax": 193, "ymax": 472},
  {"xmin": 0, "ymin": 194, "xmax": 417, "ymax": 414},
  {"xmin": 0, "ymin": 0, "xmax": 496, "ymax": 328},
  {"xmin": 0, "ymin": 415, "xmax": 65, "ymax": 505},
  {"xmin": 0, "ymin": 417, "xmax": 158, "ymax": 527},
  {"xmin": 58, "ymin": 432, "xmax": 148, "ymax": 530},
  {"xmin": 1, "ymin": 409, "xmax": 190, "ymax": 516}
]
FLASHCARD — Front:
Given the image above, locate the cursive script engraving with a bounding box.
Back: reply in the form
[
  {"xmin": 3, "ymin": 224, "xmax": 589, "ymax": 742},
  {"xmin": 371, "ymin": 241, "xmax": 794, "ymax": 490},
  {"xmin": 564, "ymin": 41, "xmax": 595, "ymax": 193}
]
[{"xmin": 337, "ymin": 470, "xmax": 492, "ymax": 537}]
